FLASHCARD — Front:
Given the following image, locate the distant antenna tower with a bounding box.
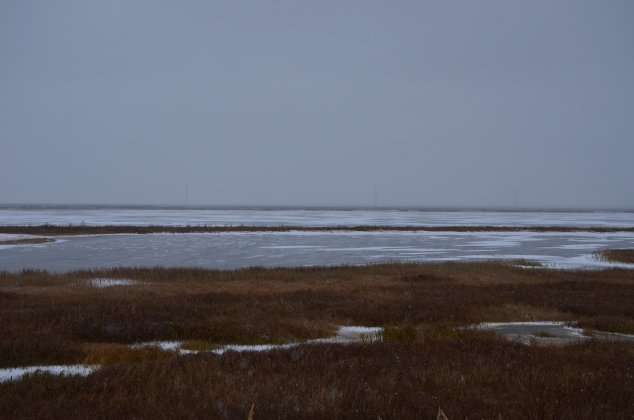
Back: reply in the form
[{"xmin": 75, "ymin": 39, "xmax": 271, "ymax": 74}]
[
  {"xmin": 186, "ymin": 183, "xmax": 188, "ymax": 206},
  {"xmin": 515, "ymin": 190, "xmax": 518, "ymax": 208},
  {"xmin": 374, "ymin": 187, "xmax": 377, "ymax": 207}
]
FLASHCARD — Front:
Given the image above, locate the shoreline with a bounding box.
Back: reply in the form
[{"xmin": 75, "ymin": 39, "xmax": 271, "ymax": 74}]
[{"xmin": 1, "ymin": 224, "xmax": 634, "ymax": 236}]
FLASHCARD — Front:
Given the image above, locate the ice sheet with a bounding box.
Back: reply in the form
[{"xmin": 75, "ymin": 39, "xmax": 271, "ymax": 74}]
[
  {"xmin": 1, "ymin": 208, "xmax": 633, "ymax": 228},
  {"xmin": 473, "ymin": 322, "xmax": 634, "ymax": 345},
  {"xmin": 1, "ymin": 230, "xmax": 633, "ymax": 271}
]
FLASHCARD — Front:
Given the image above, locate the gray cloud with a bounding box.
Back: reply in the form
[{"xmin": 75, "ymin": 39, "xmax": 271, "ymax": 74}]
[{"xmin": 1, "ymin": 1, "xmax": 633, "ymax": 208}]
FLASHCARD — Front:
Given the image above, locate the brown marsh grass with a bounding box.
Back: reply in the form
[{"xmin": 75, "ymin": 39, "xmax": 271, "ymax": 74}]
[
  {"xmin": 1, "ymin": 261, "xmax": 634, "ymax": 418},
  {"xmin": 82, "ymin": 344, "xmax": 177, "ymax": 367},
  {"xmin": 1, "ymin": 338, "xmax": 633, "ymax": 419},
  {"xmin": 1, "ymin": 262, "xmax": 634, "ymax": 368},
  {"xmin": 594, "ymin": 248, "xmax": 634, "ymax": 264}
]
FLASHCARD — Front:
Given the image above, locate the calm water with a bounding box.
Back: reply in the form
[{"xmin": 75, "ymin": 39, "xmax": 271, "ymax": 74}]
[{"xmin": 1, "ymin": 208, "xmax": 633, "ymax": 272}]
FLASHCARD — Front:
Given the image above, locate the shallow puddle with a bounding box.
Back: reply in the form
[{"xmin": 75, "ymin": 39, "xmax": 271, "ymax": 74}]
[{"xmin": 474, "ymin": 321, "xmax": 634, "ymax": 345}]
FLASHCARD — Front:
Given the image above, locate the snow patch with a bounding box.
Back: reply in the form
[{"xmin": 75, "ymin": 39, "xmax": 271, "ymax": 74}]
[
  {"xmin": 0, "ymin": 365, "xmax": 97, "ymax": 383},
  {"xmin": 88, "ymin": 278, "xmax": 141, "ymax": 287},
  {"xmin": 475, "ymin": 321, "xmax": 567, "ymax": 328}
]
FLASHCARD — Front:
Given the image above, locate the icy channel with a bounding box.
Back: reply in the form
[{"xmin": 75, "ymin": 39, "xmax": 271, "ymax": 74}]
[
  {"xmin": 0, "ymin": 327, "xmax": 382, "ymax": 383},
  {"xmin": 135, "ymin": 326, "xmax": 383, "ymax": 355}
]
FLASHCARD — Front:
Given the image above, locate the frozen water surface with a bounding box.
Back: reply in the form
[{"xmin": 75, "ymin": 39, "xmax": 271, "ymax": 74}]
[
  {"xmin": 1, "ymin": 210, "xmax": 633, "ymax": 271},
  {"xmin": 1, "ymin": 230, "xmax": 633, "ymax": 271},
  {"xmin": 473, "ymin": 322, "xmax": 634, "ymax": 345},
  {"xmin": 1, "ymin": 208, "xmax": 633, "ymax": 227}
]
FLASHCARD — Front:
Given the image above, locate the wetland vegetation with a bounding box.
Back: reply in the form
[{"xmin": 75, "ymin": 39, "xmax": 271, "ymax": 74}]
[{"xmin": 1, "ymin": 261, "xmax": 633, "ymax": 418}]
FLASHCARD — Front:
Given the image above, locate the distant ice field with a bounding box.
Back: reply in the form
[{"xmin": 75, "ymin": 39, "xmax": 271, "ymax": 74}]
[
  {"xmin": 1, "ymin": 208, "xmax": 633, "ymax": 227},
  {"xmin": 1, "ymin": 230, "xmax": 633, "ymax": 272}
]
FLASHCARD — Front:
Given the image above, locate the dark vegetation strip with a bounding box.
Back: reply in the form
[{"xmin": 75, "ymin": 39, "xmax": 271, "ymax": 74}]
[
  {"xmin": 2, "ymin": 338, "xmax": 633, "ymax": 419},
  {"xmin": 594, "ymin": 248, "xmax": 634, "ymax": 264},
  {"xmin": 1, "ymin": 224, "xmax": 634, "ymax": 235},
  {"xmin": 0, "ymin": 238, "xmax": 55, "ymax": 246}
]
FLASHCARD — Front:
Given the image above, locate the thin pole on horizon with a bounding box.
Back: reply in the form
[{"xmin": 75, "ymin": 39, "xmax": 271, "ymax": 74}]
[
  {"xmin": 186, "ymin": 183, "xmax": 188, "ymax": 206},
  {"xmin": 374, "ymin": 187, "xmax": 377, "ymax": 208},
  {"xmin": 515, "ymin": 190, "xmax": 518, "ymax": 208}
]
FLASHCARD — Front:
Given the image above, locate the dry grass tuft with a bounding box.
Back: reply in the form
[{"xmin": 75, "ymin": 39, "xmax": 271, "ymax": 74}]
[
  {"xmin": 83, "ymin": 345, "xmax": 177, "ymax": 367},
  {"xmin": 179, "ymin": 340, "xmax": 220, "ymax": 351},
  {"xmin": 381, "ymin": 325, "xmax": 418, "ymax": 342},
  {"xmin": 595, "ymin": 248, "xmax": 634, "ymax": 264}
]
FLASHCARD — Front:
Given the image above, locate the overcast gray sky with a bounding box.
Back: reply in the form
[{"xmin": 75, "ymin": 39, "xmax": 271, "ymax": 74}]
[{"xmin": 1, "ymin": 1, "xmax": 633, "ymax": 208}]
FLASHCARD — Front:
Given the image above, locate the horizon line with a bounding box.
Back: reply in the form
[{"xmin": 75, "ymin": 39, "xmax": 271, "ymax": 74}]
[{"xmin": 1, "ymin": 203, "xmax": 633, "ymax": 213}]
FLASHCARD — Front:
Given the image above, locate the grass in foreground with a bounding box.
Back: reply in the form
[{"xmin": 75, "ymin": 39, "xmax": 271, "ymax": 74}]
[
  {"xmin": 2, "ymin": 337, "xmax": 633, "ymax": 419},
  {"xmin": 1, "ymin": 261, "xmax": 634, "ymax": 418}
]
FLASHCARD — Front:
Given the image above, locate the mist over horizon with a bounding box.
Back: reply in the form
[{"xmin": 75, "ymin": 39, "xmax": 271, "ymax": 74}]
[
  {"xmin": 2, "ymin": 204, "xmax": 634, "ymax": 214},
  {"xmin": 2, "ymin": 1, "xmax": 633, "ymax": 209}
]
